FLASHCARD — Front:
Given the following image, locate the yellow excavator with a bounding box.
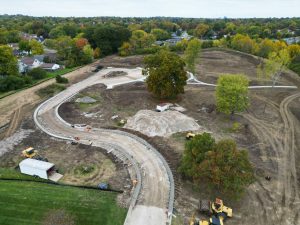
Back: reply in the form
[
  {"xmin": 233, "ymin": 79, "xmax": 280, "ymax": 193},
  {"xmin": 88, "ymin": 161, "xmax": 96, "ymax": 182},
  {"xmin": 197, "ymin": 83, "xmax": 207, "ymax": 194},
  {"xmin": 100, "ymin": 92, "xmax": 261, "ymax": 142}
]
[
  {"xmin": 22, "ymin": 147, "xmax": 38, "ymax": 158},
  {"xmin": 22, "ymin": 147, "xmax": 48, "ymax": 162},
  {"xmin": 190, "ymin": 198, "xmax": 232, "ymax": 225}
]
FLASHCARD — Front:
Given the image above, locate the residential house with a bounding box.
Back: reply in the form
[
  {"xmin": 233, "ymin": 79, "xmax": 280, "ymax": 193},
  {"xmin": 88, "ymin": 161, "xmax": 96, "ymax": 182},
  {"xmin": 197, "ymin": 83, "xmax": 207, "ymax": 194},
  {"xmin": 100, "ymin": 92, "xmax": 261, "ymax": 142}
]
[
  {"xmin": 34, "ymin": 55, "xmax": 45, "ymax": 62},
  {"xmin": 283, "ymin": 36, "xmax": 300, "ymax": 45},
  {"xmin": 18, "ymin": 57, "xmax": 42, "ymax": 73},
  {"xmin": 44, "ymin": 52, "xmax": 58, "ymax": 63},
  {"xmin": 154, "ymin": 30, "xmax": 193, "ymax": 46},
  {"xmin": 40, "ymin": 63, "xmax": 60, "ymax": 71},
  {"xmin": 20, "ymin": 32, "xmax": 45, "ymax": 43}
]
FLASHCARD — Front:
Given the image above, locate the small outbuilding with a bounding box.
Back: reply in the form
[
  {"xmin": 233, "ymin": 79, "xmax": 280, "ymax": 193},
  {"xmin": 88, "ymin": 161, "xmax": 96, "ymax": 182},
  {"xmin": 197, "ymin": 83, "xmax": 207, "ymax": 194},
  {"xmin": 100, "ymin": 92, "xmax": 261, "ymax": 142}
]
[{"xmin": 19, "ymin": 158, "xmax": 62, "ymax": 181}]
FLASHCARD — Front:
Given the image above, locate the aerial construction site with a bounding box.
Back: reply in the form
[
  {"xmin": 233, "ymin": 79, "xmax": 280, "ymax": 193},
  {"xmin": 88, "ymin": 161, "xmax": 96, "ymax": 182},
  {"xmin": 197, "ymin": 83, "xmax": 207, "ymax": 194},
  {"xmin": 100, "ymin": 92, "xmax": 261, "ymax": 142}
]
[{"xmin": 1, "ymin": 48, "xmax": 299, "ymax": 225}]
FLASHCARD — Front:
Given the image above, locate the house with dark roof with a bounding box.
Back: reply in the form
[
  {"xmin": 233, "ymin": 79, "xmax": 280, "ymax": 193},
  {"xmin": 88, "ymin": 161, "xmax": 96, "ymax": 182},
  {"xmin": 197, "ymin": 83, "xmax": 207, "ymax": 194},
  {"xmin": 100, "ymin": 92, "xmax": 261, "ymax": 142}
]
[{"xmin": 18, "ymin": 57, "xmax": 42, "ymax": 73}]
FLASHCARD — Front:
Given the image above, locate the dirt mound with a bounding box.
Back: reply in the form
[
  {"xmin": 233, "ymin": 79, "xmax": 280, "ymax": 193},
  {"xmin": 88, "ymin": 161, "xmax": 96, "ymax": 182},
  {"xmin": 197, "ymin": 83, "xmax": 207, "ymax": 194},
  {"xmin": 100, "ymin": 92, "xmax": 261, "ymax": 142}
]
[
  {"xmin": 124, "ymin": 110, "xmax": 200, "ymax": 137},
  {"xmin": 105, "ymin": 71, "xmax": 128, "ymax": 78}
]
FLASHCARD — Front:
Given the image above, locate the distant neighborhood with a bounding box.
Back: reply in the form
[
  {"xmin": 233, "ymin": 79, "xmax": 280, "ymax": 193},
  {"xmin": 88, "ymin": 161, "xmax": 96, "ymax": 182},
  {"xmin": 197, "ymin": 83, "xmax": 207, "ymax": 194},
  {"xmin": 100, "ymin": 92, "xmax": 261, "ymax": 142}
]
[{"xmin": 8, "ymin": 33, "xmax": 61, "ymax": 74}]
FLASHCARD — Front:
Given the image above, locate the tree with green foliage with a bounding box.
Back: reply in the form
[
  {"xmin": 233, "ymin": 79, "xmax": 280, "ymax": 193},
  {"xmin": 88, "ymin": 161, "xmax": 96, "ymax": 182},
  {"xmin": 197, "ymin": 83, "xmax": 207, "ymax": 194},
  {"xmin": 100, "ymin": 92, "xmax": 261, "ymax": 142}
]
[
  {"xmin": 0, "ymin": 75, "xmax": 25, "ymax": 92},
  {"xmin": 119, "ymin": 42, "xmax": 133, "ymax": 56},
  {"xmin": 150, "ymin": 28, "xmax": 170, "ymax": 41},
  {"xmin": 49, "ymin": 26, "xmax": 66, "ymax": 39},
  {"xmin": 29, "ymin": 39, "xmax": 44, "ymax": 55},
  {"xmin": 19, "ymin": 40, "xmax": 31, "ymax": 52},
  {"xmin": 257, "ymin": 39, "xmax": 277, "ymax": 58},
  {"xmin": 130, "ymin": 30, "xmax": 155, "ymax": 50},
  {"xmin": 0, "ymin": 45, "xmax": 18, "ymax": 76},
  {"xmin": 257, "ymin": 49, "xmax": 291, "ymax": 86},
  {"xmin": 216, "ymin": 74, "xmax": 249, "ymax": 116},
  {"xmin": 231, "ymin": 34, "xmax": 258, "ymax": 54},
  {"xmin": 184, "ymin": 38, "xmax": 202, "ymax": 74},
  {"xmin": 179, "ymin": 133, "xmax": 215, "ymax": 178},
  {"xmin": 179, "ymin": 133, "xmax": 254, "ymax": 198},
  {"xmin": 197, "ymin": 139, "xmax": 254, "ymax": 197},
  {"xmin": 144, "ymin": 50, "xmax": 187, "ymax": 99},
  {"xmin": 82, "ymin": 45, "xmax": 94, "ymax": 64},
  {"xmin": 27, "ymin": 68, "xmax": 47, "ymax": 80},
  {"xmin": 194, "ymin": 24, "xmax": 210, "ymax": 39},
  {"xmin": 85, "ymin": 25, "xmax": 131, "ymax": 56},
  {"xmin": 170, "ymin": 39, "xmax": 188, "ymax": 52}
]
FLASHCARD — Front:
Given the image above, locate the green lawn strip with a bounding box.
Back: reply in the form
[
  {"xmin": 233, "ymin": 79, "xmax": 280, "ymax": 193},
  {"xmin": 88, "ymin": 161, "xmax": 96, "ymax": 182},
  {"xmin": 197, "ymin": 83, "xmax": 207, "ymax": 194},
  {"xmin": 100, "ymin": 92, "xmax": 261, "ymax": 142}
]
[
  {"xmin": 0, "ymin": 180, "xmax": 127, "ymax": 225},
  {"xmin": 0, "ymin": 67, "xmax": 80, "ymax": 100},
  {"xmin": 0, "ymin": 168, "xmax": 43, "ymax": 181},
  {"xmin": 46, "ymin": 67, "xmax": 79, "ymax": 78}
]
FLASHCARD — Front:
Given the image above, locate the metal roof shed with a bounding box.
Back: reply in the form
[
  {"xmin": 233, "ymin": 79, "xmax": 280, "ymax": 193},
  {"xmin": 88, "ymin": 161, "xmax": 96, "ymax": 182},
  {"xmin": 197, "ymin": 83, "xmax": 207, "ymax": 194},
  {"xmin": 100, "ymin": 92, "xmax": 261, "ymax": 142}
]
[{"xmin": 19, "ymin": 158, "xmax": 55, "ymax": 180}]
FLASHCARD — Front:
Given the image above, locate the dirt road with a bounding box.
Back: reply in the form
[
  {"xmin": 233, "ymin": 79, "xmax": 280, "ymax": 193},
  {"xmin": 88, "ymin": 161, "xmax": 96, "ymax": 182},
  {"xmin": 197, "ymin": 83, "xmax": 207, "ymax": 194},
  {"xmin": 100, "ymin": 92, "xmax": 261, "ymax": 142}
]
[
  {"xmin": 34, "ymin": 68, "xmax": 174, "ymax": 225},
  {"xmin": 0, "ymin": 63, "xmax": 96, "ymax": 129},
  {"xmin": 243, "ymin": 92, "xmax": 300, "ymax": 225}
]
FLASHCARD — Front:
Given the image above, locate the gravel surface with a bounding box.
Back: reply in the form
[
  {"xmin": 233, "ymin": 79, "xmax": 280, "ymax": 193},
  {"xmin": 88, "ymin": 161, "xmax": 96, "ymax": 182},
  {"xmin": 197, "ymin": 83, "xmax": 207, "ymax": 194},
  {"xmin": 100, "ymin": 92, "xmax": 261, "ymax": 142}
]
[
  {"xmin": 0, "ymin": 128, "xmax": 34, "ymax": 157},
  {"xmin": 125, "ymin": 110, "xmax": 201, "ymax": 137}
]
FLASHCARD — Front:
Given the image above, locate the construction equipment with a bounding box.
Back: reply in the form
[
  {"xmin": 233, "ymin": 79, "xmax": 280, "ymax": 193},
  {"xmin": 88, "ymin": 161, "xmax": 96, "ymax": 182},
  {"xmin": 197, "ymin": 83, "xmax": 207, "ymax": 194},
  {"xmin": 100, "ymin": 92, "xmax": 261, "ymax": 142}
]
[
  {"xmin": 197, "ymin": 198, "xmax": 232, "ymax": 225},
  {"xmin": 186, "ymin": 131, "xmax": 212, "ymax": 140},
  {"xmin": 22, "ymin": 147, "xmax": 48, "ymax": 162},
  {"xmin": 186, "ymin": 132, "xmax": 197, "ymax": 140},
  {"xmin": 211, "ymin": 198, "xmax": 232, "ymax": 218},
  {"xmin": 189, "ymin": 212, "xmax": 209, "ymax": 225},
  {"xmin": 22, "ymin": 147, "xmax": 38, "ymax": 158}
]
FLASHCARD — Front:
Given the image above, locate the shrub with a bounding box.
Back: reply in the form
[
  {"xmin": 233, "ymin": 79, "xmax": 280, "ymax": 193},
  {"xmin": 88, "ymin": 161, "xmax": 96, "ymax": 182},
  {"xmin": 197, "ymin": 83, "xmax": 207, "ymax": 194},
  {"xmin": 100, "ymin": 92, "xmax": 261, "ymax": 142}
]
[
  {"xmin": 23, "ymin": 75, "xmax": 33, "ymax": 85},
  {"xmin": 0, "ymin": 75, "xmax": 25, "ymax": 92},
  {"xmin": 56, "ymin": 75, "xmax": 68, "ymax": 84},
  {"xmin": 28, "ymin": 68, "xmax": 47, "ymax": 80}
]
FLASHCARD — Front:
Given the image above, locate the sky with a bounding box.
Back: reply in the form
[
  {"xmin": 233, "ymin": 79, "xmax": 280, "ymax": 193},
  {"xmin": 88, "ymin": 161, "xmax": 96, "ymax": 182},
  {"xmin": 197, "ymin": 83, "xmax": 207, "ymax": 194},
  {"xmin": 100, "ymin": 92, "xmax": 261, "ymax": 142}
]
[{"xmin": 0, "ymin": 0, "xmax": 299, "ymax": 18}]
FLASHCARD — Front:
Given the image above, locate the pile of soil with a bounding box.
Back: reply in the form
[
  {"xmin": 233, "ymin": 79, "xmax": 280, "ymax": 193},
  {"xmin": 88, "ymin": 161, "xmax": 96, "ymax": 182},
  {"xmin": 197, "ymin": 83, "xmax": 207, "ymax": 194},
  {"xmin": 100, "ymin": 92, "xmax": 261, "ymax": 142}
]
[{"xmin": 124, "ymin": 110, "xmax": 201, "ymax": 137}]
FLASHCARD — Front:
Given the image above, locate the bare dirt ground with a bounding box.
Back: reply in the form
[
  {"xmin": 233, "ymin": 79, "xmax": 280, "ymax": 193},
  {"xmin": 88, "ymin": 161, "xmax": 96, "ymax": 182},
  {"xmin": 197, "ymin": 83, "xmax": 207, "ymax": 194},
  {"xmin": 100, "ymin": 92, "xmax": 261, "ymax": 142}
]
[
  {"xmin": 0, "ymin": 55, "xmax": 144, "ymax": 136},
  {"xmin": 0, "ymin": 50, "xmax": 299, "ymax": 225},
  {"xmin": 0, "ymin": 64, "xmax": 95, "ymax": 136},
  {"xmin": 0, "ymin": 115, "xmax": 131, "ymax": 192},
  {"xmin": 59, "ymin": 82, "xmax": 158, "ymax": 128},
  {"xmin": 58, "ymin": 49, "xmax": 300, "ymax": 225},
  {"xmin": 197, "ymin": 48, "xmax": 300, "ymax": 87}
]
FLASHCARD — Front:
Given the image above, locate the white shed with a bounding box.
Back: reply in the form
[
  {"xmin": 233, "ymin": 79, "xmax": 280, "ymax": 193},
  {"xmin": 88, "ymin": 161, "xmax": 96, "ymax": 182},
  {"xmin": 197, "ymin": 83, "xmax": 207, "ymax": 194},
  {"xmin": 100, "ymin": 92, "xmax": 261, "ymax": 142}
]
[
  {"xmin": 19, "ymin": 158, "xmax": 55, "ymax": 180},
  {"xmin": 156, "ymin": 103, "xmax": 171, "ymax": 112}
]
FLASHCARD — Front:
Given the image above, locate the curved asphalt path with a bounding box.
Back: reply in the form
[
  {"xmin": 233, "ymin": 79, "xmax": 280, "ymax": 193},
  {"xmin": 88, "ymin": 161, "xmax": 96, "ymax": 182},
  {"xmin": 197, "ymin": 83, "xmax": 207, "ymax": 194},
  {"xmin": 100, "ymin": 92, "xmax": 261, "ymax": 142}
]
[{"xmin": 34, "ymin": 68, "xmax": 174, "ymax": 225}]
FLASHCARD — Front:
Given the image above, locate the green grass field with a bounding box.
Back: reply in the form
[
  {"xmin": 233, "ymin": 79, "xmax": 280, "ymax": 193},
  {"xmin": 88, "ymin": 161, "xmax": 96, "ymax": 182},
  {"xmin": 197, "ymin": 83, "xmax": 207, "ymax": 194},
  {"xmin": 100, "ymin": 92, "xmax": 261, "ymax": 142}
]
[{"xmin": 0, "ymin": 169, "xmax": 127, "ymax": 225}]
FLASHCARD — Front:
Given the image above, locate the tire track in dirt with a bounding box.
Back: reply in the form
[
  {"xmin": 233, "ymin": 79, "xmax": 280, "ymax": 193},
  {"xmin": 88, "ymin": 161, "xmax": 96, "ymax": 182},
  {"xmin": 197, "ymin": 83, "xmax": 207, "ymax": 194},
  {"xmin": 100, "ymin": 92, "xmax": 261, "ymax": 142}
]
[
  {"xmin": 279, "ymin": 92, "xmax": 300, "ymax": 222},
  {"xmin": 243, "ymin": 92, "xmax": 300, "ymax": 225},
  {"xmin": 4, "ymin": 107, "xmax": 21, "ymax": 138}
]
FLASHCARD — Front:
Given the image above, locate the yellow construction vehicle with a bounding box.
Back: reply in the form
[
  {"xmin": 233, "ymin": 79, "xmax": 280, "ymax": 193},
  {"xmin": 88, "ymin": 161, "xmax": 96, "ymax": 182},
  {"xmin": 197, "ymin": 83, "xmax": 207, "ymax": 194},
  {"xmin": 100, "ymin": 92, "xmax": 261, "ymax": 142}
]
[
  {"xmin": 197, "ymin": 198, "xmax": 232, "ymax": 225},
  {"xmin": 22, "ymin": 147, "xmax": 38, "ymax": 158},
  {"xmin": 186, "ymin": 132, "xmax": 197, "ymax": 140},
  {"xmin": 211, "ymin": 198, "xmax": 232, "ymax": 218},
  {"xmin": 186, "ymin": 131, "xmax": 212, "ymax": 140}
]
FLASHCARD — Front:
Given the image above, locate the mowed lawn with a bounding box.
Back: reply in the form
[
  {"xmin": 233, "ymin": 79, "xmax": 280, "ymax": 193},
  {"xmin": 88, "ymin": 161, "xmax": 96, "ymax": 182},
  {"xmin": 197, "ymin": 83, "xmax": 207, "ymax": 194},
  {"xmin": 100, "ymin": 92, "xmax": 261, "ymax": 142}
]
[{"xmin": 0, "ymin": 180, "xmax": 127, "ymax": 225}]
